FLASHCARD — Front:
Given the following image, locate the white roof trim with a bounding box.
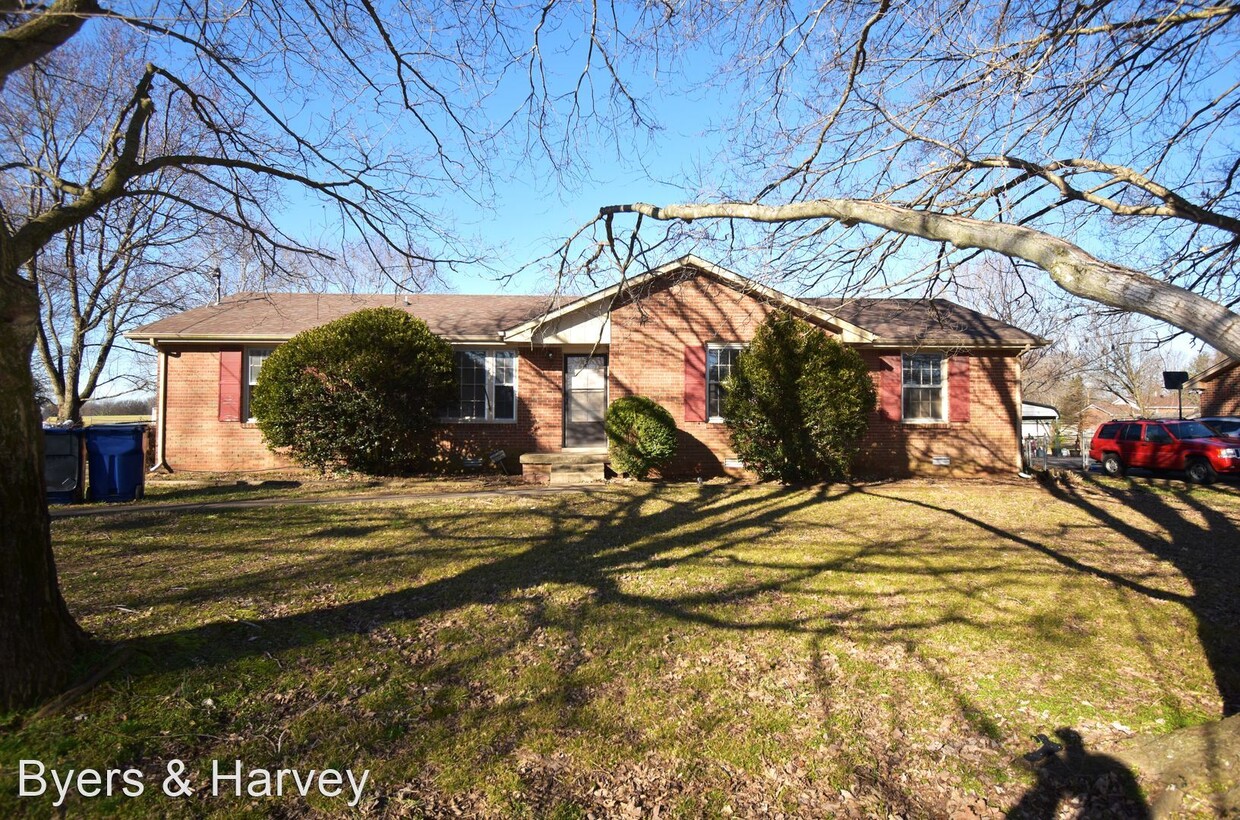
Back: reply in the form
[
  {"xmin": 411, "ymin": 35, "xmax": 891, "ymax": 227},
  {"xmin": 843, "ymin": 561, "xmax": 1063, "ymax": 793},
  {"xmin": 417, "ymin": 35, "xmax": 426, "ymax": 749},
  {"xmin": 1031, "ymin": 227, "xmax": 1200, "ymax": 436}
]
[
  {"xmin": 502, "ymin": 254, "xmax": 877, "ymax": 344},
  {"xmin": 1185, "ymin": 357, "xmax": 1236, "ymax": 387}
]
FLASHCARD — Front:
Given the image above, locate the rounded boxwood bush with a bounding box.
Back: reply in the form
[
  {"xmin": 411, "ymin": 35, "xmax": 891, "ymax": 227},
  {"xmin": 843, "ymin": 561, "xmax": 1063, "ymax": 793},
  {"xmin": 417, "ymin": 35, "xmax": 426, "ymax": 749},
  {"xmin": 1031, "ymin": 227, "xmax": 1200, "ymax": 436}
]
[
  {"xmin": 723, "ymin": 312, "xmax": 876, "ymax": 483},
  {"xmin": 605, "ymin": 395, "xmax": 678, "ymax": 478},
  {"xmin": 250, "ymin": 307, "xmax": 456, "ymax": 474}
]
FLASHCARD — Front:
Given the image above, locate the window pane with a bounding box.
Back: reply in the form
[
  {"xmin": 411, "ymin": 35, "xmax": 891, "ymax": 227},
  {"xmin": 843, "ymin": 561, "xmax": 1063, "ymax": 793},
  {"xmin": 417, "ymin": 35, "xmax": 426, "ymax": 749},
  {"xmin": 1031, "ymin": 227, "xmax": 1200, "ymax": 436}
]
[
  {"xmin": 493, "ymin": 351, "xmax": 516, "ymax": 386},
  {"xmin": 247, "ymin": 348, "xmax": 272, "ymax": 385},
  {"xmin": 494, "ymin": 384, "xmax": 515, "ymax": 420},
  {"xmin": 901, "ymin": 354, "xmax": 944, "ymax": 419},
  {"xmin": 449, "ymin": 350, "xmax": 487, "ymax": 419},
  {"xmin": 569, "ymin": 356, "xmax": 606, "ymax": 390},
  {"xmin": 569, "ymin": 390, "xmax": 605, "ymax": 423},
  {"xmin": 707, "ymin": 347, "xmax": 740, "ymax": 418}
]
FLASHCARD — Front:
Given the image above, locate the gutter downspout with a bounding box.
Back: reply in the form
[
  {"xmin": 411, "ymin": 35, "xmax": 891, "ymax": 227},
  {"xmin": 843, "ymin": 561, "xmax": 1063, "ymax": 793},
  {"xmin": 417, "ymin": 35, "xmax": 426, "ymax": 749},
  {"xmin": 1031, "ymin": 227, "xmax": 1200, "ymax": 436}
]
[{"xmin": 149, "ymin": 342, "xmax": 170, "ymax": 472}]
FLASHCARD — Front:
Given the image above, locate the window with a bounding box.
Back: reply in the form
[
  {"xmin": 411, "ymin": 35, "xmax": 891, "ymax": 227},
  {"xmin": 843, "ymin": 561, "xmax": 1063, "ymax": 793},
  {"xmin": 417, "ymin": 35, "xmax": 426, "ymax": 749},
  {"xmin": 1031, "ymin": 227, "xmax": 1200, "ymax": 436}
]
[
  {"xmin": 1145, "ymin": 424, "xmax": 1172, "ymax": 444},
  {"xmin": 1095, "ymin": 423, "xmax": 1120, "ymax": 440},
  {"xmin": 243, "ymin": 347, "xmax": 273, "ymax": 421},
  {"xmin": 1166, "ymin": 420, "xmax": 1217, "ymax": 440},
  {"xmin": 442, "ymin": 349, "xmax": 517, "ymax": 422},
  {"xmin": 707, "ymin": 345, "xmax": 743, "ymax": 421},
  {"xmin": 1120, "ymin": 423, "xmax": 1143, "ymax": 441},
  {"xmin": 902, "ymin": 353, "xmax": 946, "ymax": 421}
]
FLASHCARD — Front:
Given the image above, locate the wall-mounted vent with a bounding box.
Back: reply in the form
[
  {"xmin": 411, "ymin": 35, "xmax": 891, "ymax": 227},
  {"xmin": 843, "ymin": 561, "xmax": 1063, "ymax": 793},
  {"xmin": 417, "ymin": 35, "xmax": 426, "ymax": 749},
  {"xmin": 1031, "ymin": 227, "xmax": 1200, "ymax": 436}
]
[
  {"xmin": 931, "ymin": 455, "xmax": 951, "ymax": 467},
  {"xmin": 723, "ymin": 458, "xmax": 744, "ymax": 469}
]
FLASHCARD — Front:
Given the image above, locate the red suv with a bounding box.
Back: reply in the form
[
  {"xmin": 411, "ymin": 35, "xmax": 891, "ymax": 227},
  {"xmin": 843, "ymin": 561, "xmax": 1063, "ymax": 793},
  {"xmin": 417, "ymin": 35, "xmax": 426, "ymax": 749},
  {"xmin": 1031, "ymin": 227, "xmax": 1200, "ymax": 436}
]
[{"xmin": 1089, "ymin": 419, "xmax": 1240, "ymax": 483}]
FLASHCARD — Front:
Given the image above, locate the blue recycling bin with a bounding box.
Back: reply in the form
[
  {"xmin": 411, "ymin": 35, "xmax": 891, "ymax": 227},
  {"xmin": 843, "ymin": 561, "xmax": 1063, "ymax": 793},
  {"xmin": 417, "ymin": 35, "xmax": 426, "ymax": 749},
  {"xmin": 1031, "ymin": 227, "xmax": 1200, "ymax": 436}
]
[
  {"xmin": 85, "ymin": 424, "xmax": 147, "ymax": 502},
  {"xmin": 44, "ymin": 427, "xmax": 86, "ymax": 504}
]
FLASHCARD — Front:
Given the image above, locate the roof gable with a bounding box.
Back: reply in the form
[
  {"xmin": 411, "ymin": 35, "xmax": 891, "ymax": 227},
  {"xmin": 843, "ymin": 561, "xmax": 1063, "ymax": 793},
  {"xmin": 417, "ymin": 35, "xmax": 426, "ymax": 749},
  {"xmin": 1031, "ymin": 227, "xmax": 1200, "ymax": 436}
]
[{"xmin": 503, "ymin": 255, "xmax": 877, "ymax": 344}]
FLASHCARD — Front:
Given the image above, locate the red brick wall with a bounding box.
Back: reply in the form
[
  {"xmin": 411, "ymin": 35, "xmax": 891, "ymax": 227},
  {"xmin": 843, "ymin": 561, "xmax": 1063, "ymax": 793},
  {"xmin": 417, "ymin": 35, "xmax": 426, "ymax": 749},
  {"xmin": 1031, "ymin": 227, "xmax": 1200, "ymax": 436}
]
[
  {"xmin": 854, "ymin": 350, "xmax": 1023, "ymax": 477},
  {"xmin": 609, "ymin": 274, "xmax": 778, "ymax": 476},
  {"xmin": 162, "ymin": 346, "xmax": 292, "ymax": 472},
  {"xmin": 607, "ymin": 273, "xmax": 1023, "ymax": 477},
  {"xmin": 161, "ymin": 345, "xmax": 566, "ymax": 472},
  {"xmin": 1200, "ymin": 364, "xmax": 1240, "ymax": 416},
  {"xmin": 437, "ymin": 348, "xmax": 564, "ymax": 463}
]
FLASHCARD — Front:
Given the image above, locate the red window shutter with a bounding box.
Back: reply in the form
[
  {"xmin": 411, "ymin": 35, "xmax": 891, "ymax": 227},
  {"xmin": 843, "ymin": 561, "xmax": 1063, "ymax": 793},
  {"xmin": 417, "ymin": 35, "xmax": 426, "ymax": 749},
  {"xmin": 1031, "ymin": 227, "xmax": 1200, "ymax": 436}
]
[
  {"xmin": 879, "ymin": 354, "xmax": 902, "ymax": 421},
  {"xmin": 219, "ymin": 349, "xmax": 243, "ymax": 422},
  {"xmin": 949, "ymin": 354, "xmax": 971, "ymax": 423},
  {"xmin": 684, "ymin": 346, "xmax": 707, "ymax": 422}
]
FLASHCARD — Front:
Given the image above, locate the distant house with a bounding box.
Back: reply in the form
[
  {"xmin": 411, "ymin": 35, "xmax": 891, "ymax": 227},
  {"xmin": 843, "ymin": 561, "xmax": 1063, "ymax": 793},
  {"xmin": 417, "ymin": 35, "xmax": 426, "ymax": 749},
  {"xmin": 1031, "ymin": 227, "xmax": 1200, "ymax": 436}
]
[
  {"xmin": 126, "ymin": 256, "xmax": 1047, "ymax": 480},
  {"xmin": 1187, "ymin": 358, "xmax": 1240, "ymax": 416},
  {"xmin": 1021, "ymin": 402, "xmax": 1059, "ymax": 439}
]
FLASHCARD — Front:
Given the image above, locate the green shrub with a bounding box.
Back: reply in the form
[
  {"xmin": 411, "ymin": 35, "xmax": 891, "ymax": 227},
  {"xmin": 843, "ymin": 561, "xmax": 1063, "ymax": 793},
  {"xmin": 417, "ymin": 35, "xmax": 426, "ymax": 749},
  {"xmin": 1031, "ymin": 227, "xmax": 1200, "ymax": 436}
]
[
  {"xmin": 605, "ymin": 395, "xmax": 678, "ymax": 478},
  {"xmin": 722, "ymin": 312, "xmax": 876, "ymax": 483},
  {"xmin": 250, "ymin": 307, "xmax": 456, "ymax": 474}
]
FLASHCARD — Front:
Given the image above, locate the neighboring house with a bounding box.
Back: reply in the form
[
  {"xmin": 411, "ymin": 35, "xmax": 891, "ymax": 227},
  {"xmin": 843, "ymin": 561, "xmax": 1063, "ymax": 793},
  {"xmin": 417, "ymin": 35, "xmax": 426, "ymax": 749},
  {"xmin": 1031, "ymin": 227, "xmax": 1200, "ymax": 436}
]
[
  {"xmin": 1021, "ymin": 402, "xmax": 1059, "ymax": 440},
  {"xmin": 1187, "ymin": 357, "xmax": 1240, "ymax": 416},
  {"xmin": 1079, "ymin": 401, "xmax": 1138, "ymax": 440},
  {"xmin": 126, "ymin": 256, "xmax": 1046, "ymax": 479}
]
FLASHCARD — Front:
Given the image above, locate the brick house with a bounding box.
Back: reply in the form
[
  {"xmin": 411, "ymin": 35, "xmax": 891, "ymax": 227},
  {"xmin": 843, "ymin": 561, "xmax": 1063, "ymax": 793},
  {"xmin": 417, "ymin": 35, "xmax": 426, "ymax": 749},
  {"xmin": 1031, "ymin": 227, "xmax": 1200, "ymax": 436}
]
[
  {"xmin": 127, "ymin": 256, "xmax": 1045, "ymax": 480},
  {"xmin": 1188, "ymin": 358, "xmax": 1240, "ymax": 416}
]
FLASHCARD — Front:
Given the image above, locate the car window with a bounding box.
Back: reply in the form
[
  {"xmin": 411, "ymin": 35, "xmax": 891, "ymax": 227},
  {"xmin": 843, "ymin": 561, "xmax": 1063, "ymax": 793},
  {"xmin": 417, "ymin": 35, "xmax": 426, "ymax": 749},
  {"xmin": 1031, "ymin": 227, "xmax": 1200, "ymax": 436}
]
[
  {"xmin": 1096, "ymin": 423, "xmax": 1119, "ymax": 440},
  {"xmin": 1120, "ymin": 423, "xmax": 1143, "ymax": 441},
  {"xmin": 1165, "ymin": 420, "xmax": 1217, "ymax": 440},
  {"xmin": 1144, "ymin": 425, "xmax": 1172, "ymax": 444},
  {"xmin": 1212, "ymin": 420, "xmax": 1240, "ymax": 434}
]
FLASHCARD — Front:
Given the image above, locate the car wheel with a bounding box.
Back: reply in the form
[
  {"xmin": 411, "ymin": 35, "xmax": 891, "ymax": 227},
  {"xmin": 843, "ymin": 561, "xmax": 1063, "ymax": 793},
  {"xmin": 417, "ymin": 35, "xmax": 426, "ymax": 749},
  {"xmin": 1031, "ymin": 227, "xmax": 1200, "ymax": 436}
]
[
  {"xmin": 1186, "ymin": 458, "xmax": 1217, "ymax": 485},
  {"xmin": 1102, "ymin": 453, "xmax": 1125, "ymax": 477}
]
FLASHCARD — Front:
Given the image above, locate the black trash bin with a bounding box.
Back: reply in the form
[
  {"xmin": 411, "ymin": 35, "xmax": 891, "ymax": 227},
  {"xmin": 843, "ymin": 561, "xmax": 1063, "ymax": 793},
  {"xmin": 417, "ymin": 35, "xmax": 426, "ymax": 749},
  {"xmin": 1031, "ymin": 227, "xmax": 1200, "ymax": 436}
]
[
  {"xmin": 85, "ymin": 424, "xmax": 147, "ymax": 502},
  {"xmin": 44, "ymin": 427, "xmax": 86, "ymax": 504}
]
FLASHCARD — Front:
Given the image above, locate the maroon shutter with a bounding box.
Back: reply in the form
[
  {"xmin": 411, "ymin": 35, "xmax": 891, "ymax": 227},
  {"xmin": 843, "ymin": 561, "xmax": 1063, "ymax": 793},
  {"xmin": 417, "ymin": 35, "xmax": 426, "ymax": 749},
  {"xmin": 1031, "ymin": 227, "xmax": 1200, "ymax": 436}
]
[
  {"xmin": 949, "ymin": 354, "xmax": 971, "ymax": 423},
  {"xmin": 879, "ymin": 354, "xmax": 902, "ymax": 421},
  {"xmin": 684, "ymin": 346, "xmax": 707, "ymax": 422},
  {"xmin": 219, "ymin": 349, "xmax": 243, "ymax": 422}
]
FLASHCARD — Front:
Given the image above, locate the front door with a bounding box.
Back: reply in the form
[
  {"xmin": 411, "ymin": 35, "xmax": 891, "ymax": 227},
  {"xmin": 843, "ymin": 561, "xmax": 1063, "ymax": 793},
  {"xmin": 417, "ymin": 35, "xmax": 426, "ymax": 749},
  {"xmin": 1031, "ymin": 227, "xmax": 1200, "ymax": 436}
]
[{"xmin": 564, "ymin": 355, "xmax": 608, "ymax": 448}]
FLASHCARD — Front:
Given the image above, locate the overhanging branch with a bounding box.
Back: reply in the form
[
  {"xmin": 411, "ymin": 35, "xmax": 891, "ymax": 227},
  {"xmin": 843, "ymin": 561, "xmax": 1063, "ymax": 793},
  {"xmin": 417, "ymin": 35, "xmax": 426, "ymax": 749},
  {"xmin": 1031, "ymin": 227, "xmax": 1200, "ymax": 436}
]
[{"xmin": 599, "ymin": 200, "xmax": 1240, "ymax": 358}]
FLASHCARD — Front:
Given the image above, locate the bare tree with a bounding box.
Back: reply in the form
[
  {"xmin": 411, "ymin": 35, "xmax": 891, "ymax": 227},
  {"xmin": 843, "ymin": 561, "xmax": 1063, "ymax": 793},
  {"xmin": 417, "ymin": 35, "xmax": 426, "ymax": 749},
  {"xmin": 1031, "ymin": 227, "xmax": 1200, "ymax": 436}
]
[
  {"xmin": 0, "ymin": 0, "xmax": 660, "ymax": 708},
  {"xmin": 576, "ymin": 1, "xmax": 1240, "ymax": 357},
  {"xmin": 946, "ymin": 257, "xmax": 1091, "ymax": 398},
  {"xmin": 1086, "ymin": 317, "xmax": 1166, "ymax": 416},
  {"xmin": 4, "ymin": 31, "xmax": 240, "ymax": 421}
]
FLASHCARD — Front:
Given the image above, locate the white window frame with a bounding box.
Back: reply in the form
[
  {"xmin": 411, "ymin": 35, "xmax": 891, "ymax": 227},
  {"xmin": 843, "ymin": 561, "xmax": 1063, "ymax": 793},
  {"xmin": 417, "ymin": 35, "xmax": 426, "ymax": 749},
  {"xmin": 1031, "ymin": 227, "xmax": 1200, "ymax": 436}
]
[
  {"xmin": 243, "ymin": 346, "xmax": 275, "ymax": 422},
  {"xmin": 901, "ymin": 352, "xmax": 949, "ymax": 423},
  {"xmin": 442, "ymin": 349, "xmax": 519, "ymax": 423},
  {"xmin": 706, "ymin": 343, "xmax": 745, "ymax": 423}
]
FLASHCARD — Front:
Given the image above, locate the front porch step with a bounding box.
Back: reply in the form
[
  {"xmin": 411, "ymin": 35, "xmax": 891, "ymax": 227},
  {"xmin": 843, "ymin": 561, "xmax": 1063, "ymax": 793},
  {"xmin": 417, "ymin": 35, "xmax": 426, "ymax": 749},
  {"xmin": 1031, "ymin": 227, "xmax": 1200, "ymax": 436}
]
[{"xmin": 519, "ymin": 451, "xmax": 608, "ymax": 484}]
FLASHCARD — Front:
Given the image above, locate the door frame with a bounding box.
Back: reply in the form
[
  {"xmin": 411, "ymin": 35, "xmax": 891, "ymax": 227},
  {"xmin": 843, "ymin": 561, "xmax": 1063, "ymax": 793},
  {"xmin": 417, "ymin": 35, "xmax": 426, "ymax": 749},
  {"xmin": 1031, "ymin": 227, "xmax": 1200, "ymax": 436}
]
[{"xmin": 563, "ymin": 353, "xmax": 609, "ymax": 449}]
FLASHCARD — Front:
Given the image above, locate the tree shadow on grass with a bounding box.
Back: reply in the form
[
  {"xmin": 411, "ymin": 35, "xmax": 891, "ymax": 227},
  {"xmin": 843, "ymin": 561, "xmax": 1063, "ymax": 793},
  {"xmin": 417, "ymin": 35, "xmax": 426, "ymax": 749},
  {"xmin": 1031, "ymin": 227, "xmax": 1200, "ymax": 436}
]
[
  {"xmin": 865, "ymin": 475, "xmax": 1240, "ymax": 817},
  {"xmin": 50, "ymin": 477, "xmax": 1228, "ymax": 814}
]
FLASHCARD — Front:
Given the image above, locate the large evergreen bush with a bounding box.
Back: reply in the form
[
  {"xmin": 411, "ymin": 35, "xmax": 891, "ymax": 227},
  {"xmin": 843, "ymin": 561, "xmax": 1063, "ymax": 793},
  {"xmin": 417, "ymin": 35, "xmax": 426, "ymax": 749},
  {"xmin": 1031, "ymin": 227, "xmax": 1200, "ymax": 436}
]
[
  {"xmin": 605, "ymin": 395, "xmax": 678, "ymax": 478},
  {"xmin": 723, "ymin": 312, "xmax": 876, "ymax": 482},
  {"xmin": 250, "ymin": 307, "xmax": 456, "ymax": 474}
]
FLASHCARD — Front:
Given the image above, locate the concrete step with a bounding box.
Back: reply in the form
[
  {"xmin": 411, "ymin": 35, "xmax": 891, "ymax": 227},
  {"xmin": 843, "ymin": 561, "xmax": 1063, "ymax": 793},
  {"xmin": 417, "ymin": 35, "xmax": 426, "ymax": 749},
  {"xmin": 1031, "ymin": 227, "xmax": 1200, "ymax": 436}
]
[
  {"xmin": 548, "ymin": 462, "xmax": 606, "ymax": 485},
  {"xmin": 520, "ymin": 450, "xmax": 609, "ymax": 484},
  {"xmin": 520, "ymin": 451, "xmax": 608, "ymax": 466}
]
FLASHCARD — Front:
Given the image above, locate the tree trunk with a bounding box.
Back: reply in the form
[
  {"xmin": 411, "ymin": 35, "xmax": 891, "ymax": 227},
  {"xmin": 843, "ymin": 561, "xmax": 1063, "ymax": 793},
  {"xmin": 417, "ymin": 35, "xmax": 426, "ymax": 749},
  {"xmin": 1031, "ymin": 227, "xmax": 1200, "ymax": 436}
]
[{"xmin": 0, "ymin": 265, "xmax": 87, "ymax": 711}]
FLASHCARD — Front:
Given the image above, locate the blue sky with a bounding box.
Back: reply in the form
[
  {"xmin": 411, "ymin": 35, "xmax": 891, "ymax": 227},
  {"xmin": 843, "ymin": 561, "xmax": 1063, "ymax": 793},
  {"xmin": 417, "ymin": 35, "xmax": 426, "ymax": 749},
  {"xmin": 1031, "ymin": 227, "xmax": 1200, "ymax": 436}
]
[{"xmin": 84, "ymin": 3, "xmax": 1233, "ymax": 396}]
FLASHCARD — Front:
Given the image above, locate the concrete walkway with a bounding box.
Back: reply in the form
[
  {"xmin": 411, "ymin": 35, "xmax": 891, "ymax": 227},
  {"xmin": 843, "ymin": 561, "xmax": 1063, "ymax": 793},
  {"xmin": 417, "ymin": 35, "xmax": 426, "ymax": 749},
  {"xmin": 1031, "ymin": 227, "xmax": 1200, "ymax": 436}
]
[{"xmin": 49, "ymin": 484, "xmax": 599, "ymax": 519}]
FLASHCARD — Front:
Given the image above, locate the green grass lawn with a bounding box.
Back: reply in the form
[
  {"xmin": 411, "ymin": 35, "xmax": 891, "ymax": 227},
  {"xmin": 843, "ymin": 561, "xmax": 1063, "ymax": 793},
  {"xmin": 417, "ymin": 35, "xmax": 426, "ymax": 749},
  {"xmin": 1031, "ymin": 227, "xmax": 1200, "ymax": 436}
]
[{"xmin": 4, "ymin": 475, "xmax": 1239, "ymax": 817}]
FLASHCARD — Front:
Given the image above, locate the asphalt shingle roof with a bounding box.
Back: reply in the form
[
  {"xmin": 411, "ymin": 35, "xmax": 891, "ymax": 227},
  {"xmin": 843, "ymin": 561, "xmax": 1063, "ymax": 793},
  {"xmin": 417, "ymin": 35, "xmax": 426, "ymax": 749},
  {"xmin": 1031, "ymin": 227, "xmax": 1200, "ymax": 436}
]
[
  {"xmin": 130, "ymin": 292, "xmax": 555, "ymax": 341},
  {"xmin": 130, "ymin": 285, "xmax": 1044, "ymax": 348},
  {"xmin": 806, "ymin": 297, "xmax": 1045, "ymax": 346}
]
